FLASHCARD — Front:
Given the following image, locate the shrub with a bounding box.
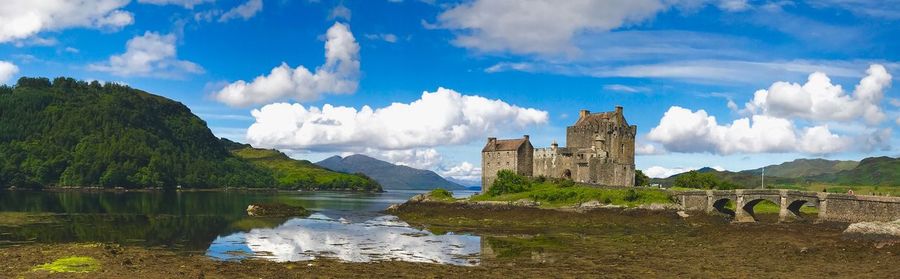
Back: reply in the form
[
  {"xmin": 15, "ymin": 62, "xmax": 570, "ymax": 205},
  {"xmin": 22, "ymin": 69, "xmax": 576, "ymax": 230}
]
[
  {"xmin": 624, "ymin": 189, "xmax": 640, "ymax": 202},
  {"xmin": 488, "ymin": 170, "xmax": 532, "ymax": 196},
  {"xmin": 428, "ymin": 188, "xmax": 454, "ymax": 201},
  {"xmin": 558, "ymin": 179, "xmax": 575, "ymax": 188}
]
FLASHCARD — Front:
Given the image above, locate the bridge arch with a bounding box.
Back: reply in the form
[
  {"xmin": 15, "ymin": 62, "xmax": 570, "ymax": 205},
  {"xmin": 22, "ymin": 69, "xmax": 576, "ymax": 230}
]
[
  {"xmin": 739, "ymin": 197, "xmax": 780, "ymax": 222},
  {"xmin": 711, "ymin": 198, "xmax": 735, "ymax": 217}
]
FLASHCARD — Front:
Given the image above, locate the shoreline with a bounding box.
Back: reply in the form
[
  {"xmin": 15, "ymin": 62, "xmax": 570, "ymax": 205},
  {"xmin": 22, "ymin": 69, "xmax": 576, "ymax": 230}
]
[{"xmin": 2, "ymin": 186, "xmax": 385, "ymax": 194}]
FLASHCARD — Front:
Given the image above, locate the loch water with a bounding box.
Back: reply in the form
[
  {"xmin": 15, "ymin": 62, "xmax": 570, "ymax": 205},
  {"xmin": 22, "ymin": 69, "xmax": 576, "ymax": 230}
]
[{"xmin": 0, "ymin": 190, "xmax": 481, "ymax": 265}]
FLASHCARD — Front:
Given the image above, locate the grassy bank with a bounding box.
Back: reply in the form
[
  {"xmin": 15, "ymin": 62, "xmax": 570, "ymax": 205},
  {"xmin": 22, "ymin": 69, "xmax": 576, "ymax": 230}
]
[
  {"xmin": 468, "ymin": 183, "xmax": 673, "ymax": 207},
  {"xmin": 436, "ymin": 170, "xmax": 673, "ymax": 208}
]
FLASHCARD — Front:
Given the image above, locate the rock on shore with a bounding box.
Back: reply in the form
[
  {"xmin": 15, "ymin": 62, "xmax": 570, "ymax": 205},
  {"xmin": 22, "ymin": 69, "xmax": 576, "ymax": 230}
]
[
  {"xmin": 844, "ymin": 219, "xmax": 900, "ymax": 237},
  {"xmin": 246, "ymin": 203, "xmax": 310, "ymax": 217}
]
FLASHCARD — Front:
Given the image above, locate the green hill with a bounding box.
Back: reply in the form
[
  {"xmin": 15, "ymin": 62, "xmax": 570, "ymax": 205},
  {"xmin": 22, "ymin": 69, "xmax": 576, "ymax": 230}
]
[
  {"xmin": 0, "ymin": 77, "xmax": 276, "ymax": 189},
  {"xmin": 0, "ymin": 77, "xmax": 377, "ymax": 191},
  {"xmin": 316, "ymin": 154, "xmax": 465, "ymax": 190},
  {"xmin": 810, "ymin": 157, "xmax": 900, "ymax": 186},
  {"xmin": 651, "ymin": 157, "xmax": 900, "ymax": 189},
  {"xmin": 740, "ymin": 158, "xmax": 858, "ymax": 178},
  {"xmin": 229, "ymin": 147, "xmax": 381, "ymax": 192}
]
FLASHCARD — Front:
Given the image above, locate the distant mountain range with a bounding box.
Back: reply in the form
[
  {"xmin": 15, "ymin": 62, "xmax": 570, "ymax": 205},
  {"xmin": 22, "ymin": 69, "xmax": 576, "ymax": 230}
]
[
  {"xmin": 316, "ymin": 154, "xmax": 466, "ymax": 190},
  {"xmin": 653, "ymin": 156, "xmax": 900, "ymax": 187}
]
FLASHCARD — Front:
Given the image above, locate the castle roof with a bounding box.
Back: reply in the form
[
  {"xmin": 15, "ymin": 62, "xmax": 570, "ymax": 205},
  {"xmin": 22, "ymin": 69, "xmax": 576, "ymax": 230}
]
[{"xmin": 482, "ymin": 138, "xmax": 528, "ymax": 152}]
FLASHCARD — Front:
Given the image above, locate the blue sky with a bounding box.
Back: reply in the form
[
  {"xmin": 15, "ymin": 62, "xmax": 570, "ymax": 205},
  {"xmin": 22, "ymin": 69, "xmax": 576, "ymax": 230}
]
[{"xmin": 2, "ymin": 0, "xmax": 899, "ymax": 182}]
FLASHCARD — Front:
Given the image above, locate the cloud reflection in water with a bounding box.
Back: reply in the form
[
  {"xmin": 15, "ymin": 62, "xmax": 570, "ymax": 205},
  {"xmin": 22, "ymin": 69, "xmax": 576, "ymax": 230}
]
[{"xmin": 207, "ymin": 213, "xmax": 481, "ymax": 266}]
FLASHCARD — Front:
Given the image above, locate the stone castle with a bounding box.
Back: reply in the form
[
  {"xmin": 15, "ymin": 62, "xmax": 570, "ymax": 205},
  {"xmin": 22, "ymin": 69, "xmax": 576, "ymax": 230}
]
[{"xmin": 482, "ymin": 106, "xmax": 636, "ymax": 191}]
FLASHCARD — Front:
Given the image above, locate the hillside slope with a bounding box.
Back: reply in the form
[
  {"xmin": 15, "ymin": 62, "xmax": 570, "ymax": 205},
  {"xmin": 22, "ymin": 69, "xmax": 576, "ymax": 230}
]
[
  {"xmin": 810, "ymin": 157, "xmax": 900, "ymax": 186},
  {"xmin": 230, "ymin": 147, "xmax": 382, "ymax": 192},
  {"xmin": 316, "ymin": 154, "xmax": 465, "ymax": 190},
  {"xmin": 740, "ymin": 158, "xmax": 858, "ymax": 178},
  {"xmin": 0, "ymin": 77, "xmax": 275, "ymax": 189}
]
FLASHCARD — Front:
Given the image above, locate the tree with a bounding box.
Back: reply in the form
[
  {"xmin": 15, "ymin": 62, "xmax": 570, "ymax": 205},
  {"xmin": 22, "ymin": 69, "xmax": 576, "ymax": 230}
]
[
  {"xmin": 488, "ymin": 170, "xmax": 532, "ymax": 196},
  {"xmin": 672, "ymin": 170, "xmax": 737, "ymax": 190},
  {"xmin": 634, "ymin": 170, "xmax": 650, "ymax": 186}
]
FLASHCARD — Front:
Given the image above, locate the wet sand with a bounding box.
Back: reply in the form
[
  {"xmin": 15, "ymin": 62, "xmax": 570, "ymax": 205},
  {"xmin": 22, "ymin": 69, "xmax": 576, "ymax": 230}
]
[{"xmin": 3, "ymin": 202, "xmax": 898, "ymax": 278}]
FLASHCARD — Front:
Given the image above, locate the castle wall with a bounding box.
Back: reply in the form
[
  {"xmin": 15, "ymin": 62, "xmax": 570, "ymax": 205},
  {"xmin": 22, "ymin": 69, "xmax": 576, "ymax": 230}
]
[
  {"xmin": 517, "ymin": 142, "xmax": 534, "ymax": 177},
  {"xmin": 533, "ymin": 147, "xmax": 576, "ymax": 179},
  {"xmin": 481, "ymin": 150, "xmax": 519, "ymax": 193}
]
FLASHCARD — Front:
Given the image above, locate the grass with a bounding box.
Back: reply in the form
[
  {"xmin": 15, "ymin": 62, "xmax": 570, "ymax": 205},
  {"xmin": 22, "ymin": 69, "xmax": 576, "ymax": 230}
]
[
  {"xmin": 427, "ymin": 188, "xmax": 456, "ymax": 202},
  {"xmin": 231, "ymin": 148, "xmax": 381, "ymax": 192},
  {"xmin": 471, "ymin": 182, "xmax": 673, "ymax": 207},
  {"xmin": 32, "ymin": 256, "xmax": 100, "ymax": 273}
]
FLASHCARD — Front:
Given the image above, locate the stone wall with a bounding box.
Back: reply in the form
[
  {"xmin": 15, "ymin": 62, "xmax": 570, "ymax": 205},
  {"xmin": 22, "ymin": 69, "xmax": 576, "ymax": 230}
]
[{"xmin": 820, "ymin": 194, "xmax": 900, "ymax": 222}]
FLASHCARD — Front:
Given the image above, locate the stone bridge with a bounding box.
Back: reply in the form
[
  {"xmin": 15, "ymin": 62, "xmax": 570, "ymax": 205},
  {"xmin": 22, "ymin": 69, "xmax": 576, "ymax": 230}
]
[{"xmin": 673, "ymin": 189, "xmax": 900, "ymax": 223}]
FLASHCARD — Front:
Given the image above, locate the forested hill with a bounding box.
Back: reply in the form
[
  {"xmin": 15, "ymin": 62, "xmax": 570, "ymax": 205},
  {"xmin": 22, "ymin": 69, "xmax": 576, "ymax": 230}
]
[{"xmin": 0, "ymin": 77, "xmax": 270, "ymax": 189}]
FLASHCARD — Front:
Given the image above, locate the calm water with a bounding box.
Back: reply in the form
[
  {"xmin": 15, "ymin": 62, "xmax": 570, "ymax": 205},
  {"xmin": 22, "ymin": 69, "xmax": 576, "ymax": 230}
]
[{"xmin": 0, "ymin": 190, "xmax": 481, "ymax": 265}]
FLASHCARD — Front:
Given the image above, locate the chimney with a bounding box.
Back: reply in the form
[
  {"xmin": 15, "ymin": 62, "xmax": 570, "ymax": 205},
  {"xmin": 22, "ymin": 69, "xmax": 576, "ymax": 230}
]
[
  {"xmin": 523, "ymin": 135, "xmax": 529, "ymax": 141},
  {"xmin": 488, "ymin": 137, "xmax": 497, "ymax": 143},
  {"xmin": 551, "ymin": 140, "xmax": 558, "ymax": 150},
  {"xmin": 579, "ymin": 109, "xmax": 590, "ymax": 118},
  {"xmin": 615, "ymin": 106, "xmax": 623, "ymax": 115}
]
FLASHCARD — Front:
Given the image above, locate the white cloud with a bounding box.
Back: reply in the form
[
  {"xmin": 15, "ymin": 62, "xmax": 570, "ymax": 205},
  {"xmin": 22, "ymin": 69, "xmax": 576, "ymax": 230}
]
[
  {"xmin": 635, "ymin": 143, "xmax": 665, "ymax": 155},
  {"xmin": 644, "ymin": 166, "xmax": 695, "ymax": 179},
  {"xmin": 219, "ymin": 0, "xmax": 263, "ymax": 22},
  {"xmin": 718, "ymin": 0, "xmax": 750, "ymax": 11},
  {"xmin": 434, "ymin": 0, "xmax": 671, "ymax": 55},
  {"xmin": 440, "ymin": 162, "xmax": 482, "ymax": 182},
  {"xmin": 13, "ymin": 37, "xmax": 58, "ymax": 47},
  {"xmin": 214, "ymin": 22, "xmax": 360, "ymax": 107},
  {"xmin": 364, "ymin": 33, "xmax": 398, "ymax": 43},
  {"xmin": 0, "ymin": 0, "xmax": 133, "ymax": 43},
  {"xmin": 647, "ymin": 106, "xmax": 852, "ymax": 155},
  {"xmin": 743, "ymin": 64, "xmax": 891, "ymax": 125},
  {"xmin": 0, "ymin": 61, "xmax": 20, "ymax": 84},
  {"xmin": 329, "ymin": 4, "xmax": 352, "ymax": 21},
  {"xmin": 138, "ymin": 0, "xmax": 213, "ymax": 8},
  {"xmin": 488, "ymin": 59, "xmax": 888, "ymax": 85},
  {"xmin": 64, "ymin": 47, "xmax": 79, "ymax": 53},
  {"xmin": 603, "ymin": 84, "xmax": 649, "ymax": 93},
  {"xmin": 372, "ymin": 148, "xmax": 443, "ymax": 170},
  {"xmin": 88, "ymin": 31, "xmax": 204, "ymax": 78},
  {"xmin": 245, "ymin": 87, "xmax": 549, "ymax": 152}
]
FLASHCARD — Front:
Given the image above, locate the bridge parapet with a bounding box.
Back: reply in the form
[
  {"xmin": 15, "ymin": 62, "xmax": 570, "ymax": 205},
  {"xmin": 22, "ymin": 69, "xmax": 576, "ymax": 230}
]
[{"xmin": 670, "ymin": 189, "xmax": 900, "ymax": 223}]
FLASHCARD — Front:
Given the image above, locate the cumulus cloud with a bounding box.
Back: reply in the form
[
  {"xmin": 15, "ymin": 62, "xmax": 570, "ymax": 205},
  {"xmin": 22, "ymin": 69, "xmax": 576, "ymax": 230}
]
[
  {"xmin": 88, "ymin": 31, "xmax": 204, "ymax": 78},
  {"xmin": 138, "ymin": 0, "xmax": 213, "ymax": 8},
  {"xmin": 214, "ymin": 22, "xmax": 359, "ymax": 107},
  {"xmin": 219, "ymin": 0, "xmax": 263, "ymax": 22},
  {"xmin": 647, "ymin": 65, "xmax": 894, "ymax": 155},
  {"xmin": 0, "ymin": 0, "xmax": 133, "ymax": 43},
  {"xmin": 743, "ymin": 64, "xmax": 891, "ymax": 125},
  {"xmin": 440, "ymin": 162, "xmax": 482, "ymax": 182},
  {"xmin": 647, "ymin": 106, "xmax": 851, "ymax": 155},
  {"xmin": 0, "ymin": 61, "xmax": 20, "ymax": 84},
  {"xmin": 245, "ymin": 87, "xmax": 549, "ymax": 153}
]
